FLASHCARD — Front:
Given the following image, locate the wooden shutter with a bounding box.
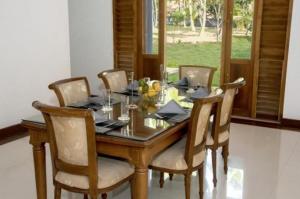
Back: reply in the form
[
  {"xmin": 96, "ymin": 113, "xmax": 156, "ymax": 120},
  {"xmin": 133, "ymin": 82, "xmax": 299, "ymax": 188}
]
[
  {"xmin": 253, "ymin": 0, "xmax": 292, "ymax": 120},
  {"xmin": 113, "ymin": 0, "xmax": 137, "ymax": 73}
]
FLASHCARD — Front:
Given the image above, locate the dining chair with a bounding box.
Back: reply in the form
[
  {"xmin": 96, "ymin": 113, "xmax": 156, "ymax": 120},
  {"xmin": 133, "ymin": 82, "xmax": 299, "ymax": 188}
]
[
  {"xmin": 48, "ymin": 77, "xmax": 91, "ymax": 107},
  {"xmin": 149, "ymin": 89, "xmax": 223, "ymax": 199},
  {"xmin": 179, "ymin": 65, "xmax": 216, "ymax": 88},
  {"xmin": 32, "ymin": 101, "xmax": 134, "ymax": 199},
  {"xmin": 98, "ymin": 69, "xmax": 129, "ymax": 92},
  {"xmin": 206, "ymin": 77, "xmax": 246, "ymax": 187}
]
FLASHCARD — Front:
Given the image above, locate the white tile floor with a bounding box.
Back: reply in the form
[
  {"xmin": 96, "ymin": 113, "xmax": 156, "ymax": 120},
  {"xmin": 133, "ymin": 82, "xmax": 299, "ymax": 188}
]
[{"xmin": 1, "ymin": 123, "xmax": 300, "ymax": 199}]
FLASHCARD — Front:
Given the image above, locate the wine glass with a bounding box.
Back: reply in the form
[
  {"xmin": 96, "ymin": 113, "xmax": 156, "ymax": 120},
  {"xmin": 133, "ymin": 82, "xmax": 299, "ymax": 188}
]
[
  {"xmin": 126, "ymin": 71, "xmax": 138, "ymax": 109},
  {"xmin": 160, "ymin": 64, "xmax": 165, "ymax": 84}
]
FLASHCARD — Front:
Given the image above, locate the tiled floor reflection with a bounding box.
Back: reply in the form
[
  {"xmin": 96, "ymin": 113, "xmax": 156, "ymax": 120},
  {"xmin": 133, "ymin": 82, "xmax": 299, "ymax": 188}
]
[{"xmin": 1, "ymin": 123, "xmax": 300, "ymax": 199}]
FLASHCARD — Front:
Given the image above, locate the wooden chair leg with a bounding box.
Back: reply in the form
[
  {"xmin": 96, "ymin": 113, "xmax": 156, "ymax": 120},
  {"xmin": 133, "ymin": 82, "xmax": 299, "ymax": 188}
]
[
  {"xmin": 222, "ymin": 144, "xmax": 229, "ymax": 174},
  {"xmin": 198, "ymin": 167, "xmax": 204, "ymax": 199},
  {"xmin": 184, "ymin": 174, "xmax": 191, "ymax": 199},
  {"xmin": 90, "ymin": 193, "xmax": 97, "ymax": 199},
  {"xmin": 159, "ymin": 172, "xmax": 165, "ymax": 188},
  {"xmin": 211, "ymin": 149, "xmax": 217, "ymax": 187},
  {"xmin": 169, "ymin": 173, "xmax": 174, "ymax": 181},
  {"xmin": 130, "ymin": 179, "xmax": 134, "ymax": 199},
  {"xmin": 54, "ymin": 186, "xmax": 61, "ymax": 199},
  {"xmin": 101, "ymin": 193, "xmax": 107, "ymax": 199},
  {"xmin": 83, "ymin": 194, "xmax": 88, "ymax": 199}
]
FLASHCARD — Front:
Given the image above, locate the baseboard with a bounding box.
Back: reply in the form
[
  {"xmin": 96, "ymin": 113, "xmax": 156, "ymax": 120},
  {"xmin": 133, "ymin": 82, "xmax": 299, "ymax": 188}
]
[
  {"xmin": 281, "ymin": 118, "xmax": 300, "ymax": 131},
  {"xmin": 0, "ymin": 124, "xmax": 28, "ymax": 145},
  {"xmin": 231, "ymin": 115, "xmax": 281, "ymax": 129},
  {"xmin": 232, "ymin": 115, "xmax": 300, "ymax": 132}
]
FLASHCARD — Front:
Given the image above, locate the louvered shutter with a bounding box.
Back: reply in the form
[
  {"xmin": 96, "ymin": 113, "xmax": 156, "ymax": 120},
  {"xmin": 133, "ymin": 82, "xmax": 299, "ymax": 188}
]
[{"xmin": 113, "ymin": 0, "xmax": 137, "ymax": 73}]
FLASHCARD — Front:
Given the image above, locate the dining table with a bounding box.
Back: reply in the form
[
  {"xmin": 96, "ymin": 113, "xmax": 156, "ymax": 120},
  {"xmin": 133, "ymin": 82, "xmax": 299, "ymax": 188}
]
[{"xmin": 22, "ymin": 85, "xmax": 210, "ymax": 199}]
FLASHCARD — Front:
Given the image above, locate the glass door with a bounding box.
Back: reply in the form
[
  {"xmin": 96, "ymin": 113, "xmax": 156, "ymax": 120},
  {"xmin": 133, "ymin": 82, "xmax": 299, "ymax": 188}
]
[{"xmin": 224, "ymin": 0, "xmax": 256, "ymax": 116}]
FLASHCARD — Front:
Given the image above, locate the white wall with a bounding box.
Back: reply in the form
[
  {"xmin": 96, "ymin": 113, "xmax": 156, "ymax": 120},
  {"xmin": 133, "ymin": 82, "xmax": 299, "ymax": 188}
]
[
  {"xmin": 0, "ymin": 0, "xmax": 71, "ymax": 128},
  {"xmin": 68, "ymin": 0, "xmax": 114, "ymax": 94},
  {"xmin": 283, "ymin": 0, "xmax": 300, "ymax": 120}
]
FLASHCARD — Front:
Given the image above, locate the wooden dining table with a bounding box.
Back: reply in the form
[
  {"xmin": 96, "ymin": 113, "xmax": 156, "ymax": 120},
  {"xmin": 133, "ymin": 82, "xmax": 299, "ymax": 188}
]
[{"xmin": 22, "ymin": 86, "xmax": 208, "ymax": 199}]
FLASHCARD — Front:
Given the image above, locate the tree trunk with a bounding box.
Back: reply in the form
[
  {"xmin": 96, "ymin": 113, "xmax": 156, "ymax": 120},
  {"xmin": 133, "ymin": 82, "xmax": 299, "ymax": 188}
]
[
  {"xmin": 188, "ymin": 0, "xmax": 196, "ymax": 31},
  {"xmin": 199, "ymin": 0, "xmax": 207, "ymax": 37},
  {"xmin": 213, "ymin": 4, "xmax": 222, "ymax": 42},
  {"xmin": 153, "ymin": 0, "xmax": 158, "ymax": 27},
  {"xmin": 183, "ymin": 0, "xmax": 187, "ymax": 28}
]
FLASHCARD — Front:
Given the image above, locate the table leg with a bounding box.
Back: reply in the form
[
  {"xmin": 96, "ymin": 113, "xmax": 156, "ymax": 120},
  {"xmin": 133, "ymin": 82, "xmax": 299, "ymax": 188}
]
[
  {"xmin": 32, "ymin": 143, "xmax": 47, "ymax": 199},
  {"xmin": 133, "ymin": 167, "xmax": 148, "ymax": 199}
]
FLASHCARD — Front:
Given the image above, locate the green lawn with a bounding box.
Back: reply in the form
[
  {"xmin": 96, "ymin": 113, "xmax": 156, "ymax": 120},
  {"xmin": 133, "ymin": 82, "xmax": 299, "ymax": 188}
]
[{"xmin": 166, "ymin": 36, "xmax": 251, "ymax": 86}]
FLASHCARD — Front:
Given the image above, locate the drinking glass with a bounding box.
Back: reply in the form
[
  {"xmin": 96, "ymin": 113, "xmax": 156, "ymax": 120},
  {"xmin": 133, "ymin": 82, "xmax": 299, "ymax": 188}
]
[
  {"xmin": 118, "ymin": 96, "xmax": 130, "ymax": 121},
  {"xmin": 155, "ymin": 86, "xmax": 166, "ymax": 107},
  {"xmin": 101, "ymin": 89, "xmax": 112, "ymax": 112}
]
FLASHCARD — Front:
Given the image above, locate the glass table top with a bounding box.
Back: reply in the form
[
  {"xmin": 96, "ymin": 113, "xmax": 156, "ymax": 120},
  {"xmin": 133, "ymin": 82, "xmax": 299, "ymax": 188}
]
[{"xmin": 23, "ymin": 86, "xmax": 209, "ymax": 141}]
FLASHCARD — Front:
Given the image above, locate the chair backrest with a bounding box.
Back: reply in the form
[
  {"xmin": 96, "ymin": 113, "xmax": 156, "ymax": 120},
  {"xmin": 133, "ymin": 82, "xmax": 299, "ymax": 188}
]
[
  {"xmin": 98, "ymin": 69, "xmax": 129, "ymax": 92},
  {"xmin": 49, "ymin": 77, "xmax": 91, "ymax": 107},
  {"xmin": 219, "ymin": 78, "xmax": 246, "ymax": 128},
  {"xmin": 32, "ymin": 101, "xmax": 98, "ymax": 190},
  {"xmin": 179, "ymin": 65, "xmax": 216, "ymax": 88},
  {"xmin": 184, "ymin": 89, "xmax": 223, "ymax": 168}
]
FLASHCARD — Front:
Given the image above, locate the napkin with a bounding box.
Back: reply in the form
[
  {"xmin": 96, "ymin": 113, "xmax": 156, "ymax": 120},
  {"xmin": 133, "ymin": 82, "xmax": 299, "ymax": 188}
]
[
  {"xmin": 88, "ymin": 96, "xmax": 105, "ymax": 104},
  {"xmin": 177, "ymin": 77, "xmax": 189, "ymax": 87},
  {"xmin": 93, "ymin": 112, "xmax": 108, "ymax": 123},
  {"xmin": 191, "ymin": 87, "xmax": 209, "ymax": 99},
  {"xmin": 157, "ymin": 100, "xmax": 187, "ymax": 115},
  {"xmin": 127, "ymin": 80, "xmax": 139, "ymax": 92}
]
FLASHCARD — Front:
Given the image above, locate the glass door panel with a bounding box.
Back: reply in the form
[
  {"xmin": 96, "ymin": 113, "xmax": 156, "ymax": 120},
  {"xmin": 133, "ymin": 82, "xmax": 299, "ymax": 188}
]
[
  {"xmin": 144, "ymin": 0, "xmax": 159, "ymax": 54},
  {"xmin": 142, "ymin": 0, "xmax": 165, "ymax": 80},
  {"xmin": 165, "ymin": 0, "xmax": 224, "ymax": 87},
  {"xmin": 231, "ymin": 0, "xmax": 255, "ymax": 59}
]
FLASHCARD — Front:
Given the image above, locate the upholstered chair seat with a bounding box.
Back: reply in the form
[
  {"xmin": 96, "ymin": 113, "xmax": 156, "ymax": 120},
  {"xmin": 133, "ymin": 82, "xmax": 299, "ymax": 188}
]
[
  {"xmin": 33, "ymin": 102, "xmax": 134, "ymax": 199},
  {"xmin": 55, "ymin": 157, "xmax": 134, "ymax": 189},
  {"xmin": 206, "ymin": 130, "xmax": 229, "ymax": 145},
  {"xmin": 149, "ymin": 90, "xmax": 223, "ymax": 199},
  {"xmin": 205, "ymin": 78, "xmax": 245, "ymax": 187},
  {"xmin": 151, "ymin": 137, "xmax": 205, "ymax": 171}
]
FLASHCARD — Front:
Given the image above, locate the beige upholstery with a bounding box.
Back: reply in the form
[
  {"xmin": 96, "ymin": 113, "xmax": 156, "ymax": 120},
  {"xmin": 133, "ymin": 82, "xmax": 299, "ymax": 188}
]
[
  {"xmin": 206, "ymin": 130, "xmax": 229, "ymax": 145},
  {"xmin": 103, "ymin": 71, "xmax": 128, "ymax": 92},
  {"xmin": 51, "ymin": 116, "xmax": 88, "ymax": 166},
  {"xmin": 206, "ymin": 83, "xmax": 240, "ymax": 145},
  {"xmin": 56, "ymin": 80, "xmax": 89, "ymax": 106},
  {"xmin": 181, "ymin": 66, "xmax": 213, "ymax": 87},
  {"xmin": 194, "ymin": 103, "xmax": 213, "ymax": 146},
  {"xmin": 150, "ymin": 138, "xmax": 206, "ymax": 171},
  {"xmin": 55, "ymin": 157, "xmax": 134, "ymax": 189},
  {"xmin": 150, "ymin": 90, "xmax": 222, "ymax": 170},
  {"xmin": 220, "ymin": 88, "xmax": 236, "ymax": 126},
  {"xmin": 219, "ymin": 77, "xmax": 244, "ymax": 126}
]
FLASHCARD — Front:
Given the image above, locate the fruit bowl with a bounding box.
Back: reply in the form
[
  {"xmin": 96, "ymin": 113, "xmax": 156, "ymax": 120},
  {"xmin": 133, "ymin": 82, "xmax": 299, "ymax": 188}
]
[{"xmin": 138, "ymin": 80, "xmax": 161, "ymax": 100}]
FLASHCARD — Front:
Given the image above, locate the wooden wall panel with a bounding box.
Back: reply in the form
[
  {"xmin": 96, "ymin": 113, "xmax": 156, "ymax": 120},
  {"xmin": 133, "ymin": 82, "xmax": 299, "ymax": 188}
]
[{"xmin": 231, "ymin": 60, "xmax": 253, "ymax": 117}]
